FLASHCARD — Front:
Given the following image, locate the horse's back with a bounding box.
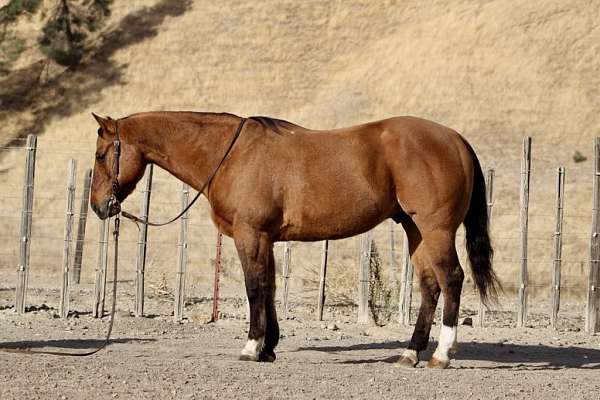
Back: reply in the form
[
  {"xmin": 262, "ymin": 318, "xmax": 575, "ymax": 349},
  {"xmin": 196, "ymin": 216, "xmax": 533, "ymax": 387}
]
[
  {"xmin": 233, "ymin": 115, "xmax": 475, "ymax": 240},
  {"xmin": 294, "ymin": 115, "xmax": 475, "ymax": 231},
  {"xmin": 253, "ymin": 120, "xmax": 395, "ymax": 240}
]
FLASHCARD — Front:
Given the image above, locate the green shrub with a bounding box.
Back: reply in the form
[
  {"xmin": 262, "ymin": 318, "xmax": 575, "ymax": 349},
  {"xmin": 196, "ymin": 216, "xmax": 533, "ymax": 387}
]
[
  {"xmin": 38, "ymin": 0, "xmax": 112, "ymax": 67},
  {"xmin": 0, "ymin": 0, "xmax": 43, "ymax": 25},
  {"xmin": 0, "ymin": 1, "xmax": 112, "ymax": 70},
  {"xmin": 368, "ymin": 240, "xmax": 397, "ymax": 326}
]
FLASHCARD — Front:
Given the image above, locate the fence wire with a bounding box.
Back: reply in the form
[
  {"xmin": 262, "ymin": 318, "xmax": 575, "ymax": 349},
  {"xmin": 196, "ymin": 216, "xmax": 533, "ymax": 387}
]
[{"xmin": 0, "ymin": 140, "xmax": 597, "ymax": 326}]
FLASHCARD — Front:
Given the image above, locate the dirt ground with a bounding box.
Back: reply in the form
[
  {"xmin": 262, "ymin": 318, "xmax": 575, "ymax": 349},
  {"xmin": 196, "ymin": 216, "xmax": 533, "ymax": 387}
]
[
  {"xmin": 1, "ymin": 284, "xmax": 599, "ymax": 400},
  {"xmin": 2, "ymin": 2, "xmax": 600, "ymax": 398}
]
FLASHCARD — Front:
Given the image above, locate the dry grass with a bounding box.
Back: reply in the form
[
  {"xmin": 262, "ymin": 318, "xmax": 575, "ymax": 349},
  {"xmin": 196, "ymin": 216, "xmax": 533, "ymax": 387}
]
[
  {"xmin": 299, "ymin": 262, "xmax": 357, "ymax": 307},
  {"xmin": 1, "ymin": 0, "xmax": 599, "ymax": 304}
]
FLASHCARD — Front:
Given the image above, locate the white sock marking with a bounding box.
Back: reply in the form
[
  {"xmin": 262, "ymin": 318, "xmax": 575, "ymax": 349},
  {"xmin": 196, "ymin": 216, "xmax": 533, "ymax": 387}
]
[
  {"xmin": 432, "ymin": 325, "xmax": 457, "ymax": 361},
  {"xmin": 241, "ymin": 337, "xmax": 264, "ymax": 359}
]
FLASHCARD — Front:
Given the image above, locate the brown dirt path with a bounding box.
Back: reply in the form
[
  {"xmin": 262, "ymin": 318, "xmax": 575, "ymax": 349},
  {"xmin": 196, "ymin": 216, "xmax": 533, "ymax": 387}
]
[{"xmin": 1, "ymin": 288, "xmax": 599, "ymax": 399}]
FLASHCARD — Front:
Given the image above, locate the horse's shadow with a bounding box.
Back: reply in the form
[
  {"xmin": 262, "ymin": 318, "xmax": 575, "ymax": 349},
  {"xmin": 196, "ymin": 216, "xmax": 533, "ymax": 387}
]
[
  {"xmin": 0, "ymin": 337, "xmax": 154, "ymax": 351},
  {"xmin": 293, "ymin": 340, "xmax": 600, "ymax": 370}
]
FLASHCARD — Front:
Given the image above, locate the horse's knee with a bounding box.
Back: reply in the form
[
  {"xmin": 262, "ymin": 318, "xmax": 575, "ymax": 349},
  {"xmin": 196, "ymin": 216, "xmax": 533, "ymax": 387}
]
[{"xmin": 245, "ymin": 277, "xmax": 266, "ymax": 304}]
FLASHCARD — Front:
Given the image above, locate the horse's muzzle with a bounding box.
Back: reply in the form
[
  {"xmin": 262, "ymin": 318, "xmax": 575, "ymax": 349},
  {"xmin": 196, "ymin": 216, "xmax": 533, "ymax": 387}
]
[{"xmin": 91, "ymin": 197, "xmax": 121, "ymax": 220}]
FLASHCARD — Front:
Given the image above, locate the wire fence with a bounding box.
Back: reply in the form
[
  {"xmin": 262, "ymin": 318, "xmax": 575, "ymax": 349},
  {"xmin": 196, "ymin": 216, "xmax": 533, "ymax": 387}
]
[{"xmin": 0, "ymin": 135, "xmax": 599, "ymax": 332}]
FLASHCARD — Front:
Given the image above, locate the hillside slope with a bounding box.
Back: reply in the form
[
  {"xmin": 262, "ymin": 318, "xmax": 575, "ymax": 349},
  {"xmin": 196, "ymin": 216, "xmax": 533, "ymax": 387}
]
[
  {"xmin": 2, "ymin": 1, "xmax": 599, "ymax": 151},
  {"xmin": 1, "ymin": 0, "xmax": 599, "ymax": 301}
]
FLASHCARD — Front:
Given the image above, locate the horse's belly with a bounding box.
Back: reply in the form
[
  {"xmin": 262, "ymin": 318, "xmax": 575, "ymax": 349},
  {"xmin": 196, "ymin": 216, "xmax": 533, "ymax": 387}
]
[
  {"xmin": 280, "ymin": 182, "xmax": 396, "ymax": 241},
  {"xmin": 274, "ymin": 130, "xmax": 397, "ymax": 241}
]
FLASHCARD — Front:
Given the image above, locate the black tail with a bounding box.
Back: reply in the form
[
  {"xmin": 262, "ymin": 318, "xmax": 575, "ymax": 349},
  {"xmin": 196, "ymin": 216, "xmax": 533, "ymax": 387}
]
[{"xmin": 462, "ymin": 138, "xmax": 500, "ymax": 305}]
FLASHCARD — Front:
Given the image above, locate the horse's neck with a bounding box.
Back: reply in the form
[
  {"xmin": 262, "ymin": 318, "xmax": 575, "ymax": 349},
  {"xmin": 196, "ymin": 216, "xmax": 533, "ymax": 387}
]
[{"xmin": 136, "ymin": 113, "xmax": 240, "ymax": 191}]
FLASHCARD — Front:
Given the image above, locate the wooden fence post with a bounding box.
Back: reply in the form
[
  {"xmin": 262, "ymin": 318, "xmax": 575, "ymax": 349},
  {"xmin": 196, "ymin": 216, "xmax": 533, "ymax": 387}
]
[
  {"xmin": 211, "ymin": 231, "xmax": 223, "ymax": 322},
  {"xmin": 586, "ymin": 138, "xmax": 600, "ymax": 334},
  {"xmin": 59, "ymin": 159, "xmax": 77, "ymax": 318},
  {"xmin": 317, "ymin": 240, "xmax": 329, "ymax": 321},
  {"xmin": 358, "ymin": 230, "xmax": 373, "ymax": 324},
  {"xmin": 476, "ymin": 168, "xmax": 495, "ymax": 327},
  {"xmin": 134, "ymin": 165, "xmax": 153, "ymax": 317},
  {"xmin": 15, "ymin": 134, "xmax": 37, "ymax": 314},
  {"xmin": 92, "ymin": 218, "xmax": 110, "ymax": 318},
  {"xmin": 72, "ymin": 168, "xmax": 92, "ymax": 284},
  {"xmin": 517, "ymin": 137, "xmax": 531, "ymax": 328},
  {"xmin": 174, "ymin": 183, "xmax": 190, "ymax": 322},
  {"xmin": 399, "ymin": 229, "xmax": 413, "ymax": 326},
  {"xmin": 551, "ymin": 167, "xmax": 565, "ymax": 329},
  {"xmin": 281, "ymin": 242, "xmax": 292, "ymax": 319}
]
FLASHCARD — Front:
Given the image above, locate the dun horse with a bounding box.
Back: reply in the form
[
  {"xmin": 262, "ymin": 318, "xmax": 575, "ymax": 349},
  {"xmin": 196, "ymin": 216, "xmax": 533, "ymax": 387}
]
[{"xmin": 90, "ymin": 112, "xmax": 498, "ymax": 369}]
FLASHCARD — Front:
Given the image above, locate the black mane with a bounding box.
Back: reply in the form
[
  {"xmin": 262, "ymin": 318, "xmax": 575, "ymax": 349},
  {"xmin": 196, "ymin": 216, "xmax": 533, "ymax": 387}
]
[{"xmin": 249, "ymin": 116, "xmax": 303, "ymax": 134}]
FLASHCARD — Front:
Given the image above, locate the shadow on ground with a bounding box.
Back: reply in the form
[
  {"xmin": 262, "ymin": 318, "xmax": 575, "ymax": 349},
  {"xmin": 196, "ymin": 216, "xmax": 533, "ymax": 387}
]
[
  {"xmin": 0, "ymin": 0, "xmax": 193, "ymax": 148},
  {"xmin": 294, "ymin": 340, "xmax": 600, "ymax": 369},
  {"xmin": 0, "ymin": 337, "xmax": 155, "ymax": 350}
]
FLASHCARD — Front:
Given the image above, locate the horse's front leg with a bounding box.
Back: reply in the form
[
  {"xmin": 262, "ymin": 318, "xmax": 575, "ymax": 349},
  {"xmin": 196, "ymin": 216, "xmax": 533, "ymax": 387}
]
[{"xmin": 234, "ymin": 223, "xmax": 277, "ymax": 362}]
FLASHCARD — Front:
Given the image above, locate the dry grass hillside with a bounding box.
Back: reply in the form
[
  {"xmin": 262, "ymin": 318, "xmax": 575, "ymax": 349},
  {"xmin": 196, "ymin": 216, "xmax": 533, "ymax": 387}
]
[{"xmin": 1, "ymin": 0, "xmax": 599, "ymax": 311}]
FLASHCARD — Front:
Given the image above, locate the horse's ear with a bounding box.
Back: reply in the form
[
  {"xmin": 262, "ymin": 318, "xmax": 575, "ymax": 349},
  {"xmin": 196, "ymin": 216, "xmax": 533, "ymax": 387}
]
[{"xmin": 92, "ymin": 113, "xmax": 116, "ymax": 139}]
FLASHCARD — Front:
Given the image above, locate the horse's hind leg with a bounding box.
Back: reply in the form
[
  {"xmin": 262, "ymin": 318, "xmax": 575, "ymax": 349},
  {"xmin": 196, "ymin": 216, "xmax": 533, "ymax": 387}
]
[
  {"xmin": 398, "ymin": 268, "xmax": 441, "ymax": 367},
  {"xmin": 423, "ymin": 230, "xmax": 464, "ymax": 369},
  {"xmin": 234, "ymin": 223, "xmax": 278, "ymax": 362},
  {"xmin": 397, "ymin": 220, "xmax": 441, "ymax": 368}
]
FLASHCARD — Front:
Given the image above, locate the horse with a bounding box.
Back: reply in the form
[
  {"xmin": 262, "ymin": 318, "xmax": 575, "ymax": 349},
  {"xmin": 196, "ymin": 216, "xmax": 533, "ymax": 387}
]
[{"xmin": 89, "ymin": 111, "xmax": 498, "ymax": 368}]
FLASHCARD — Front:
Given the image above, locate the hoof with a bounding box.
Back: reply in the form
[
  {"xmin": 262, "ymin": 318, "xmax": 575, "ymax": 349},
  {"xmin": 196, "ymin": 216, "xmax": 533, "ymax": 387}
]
[
  {"xmin": 397, "ymin": 356, "xmax": 418, "ymax": 368},
  {"xmin": 258, "ymin": 350, "xmax": 276, "ymax": 363},
  {"xmin": 427, "ymin": 357, "xmax": 450, "ymax": 369},
  {"xmin": 239, "ymin": 338, "xmax": 264, "ymax": 362},
  {"xmin": 239, "ymin": 353, "xmax": 259, "ymax": 362},
  {"xmin": 397, "ymin": 350, "xmax": 418, "ymax": 368}
]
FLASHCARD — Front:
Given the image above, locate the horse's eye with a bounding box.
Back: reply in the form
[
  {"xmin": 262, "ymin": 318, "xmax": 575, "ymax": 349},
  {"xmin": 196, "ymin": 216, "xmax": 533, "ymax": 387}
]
[{"xmin": 95, "ymin": 153, "xmax": 105, "ymax": 162}]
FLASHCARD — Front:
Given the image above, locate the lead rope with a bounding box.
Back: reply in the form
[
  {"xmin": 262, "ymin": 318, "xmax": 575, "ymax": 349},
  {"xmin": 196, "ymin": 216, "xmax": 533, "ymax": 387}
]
[
  {"xmin": 0, "ymin": 117, "xmax": 247, "ymax": 357},
  {"xmin": 0, "ymin": 215, "xmax": 120, "ymax": 356},
  {"xmin": 0, "ymin": 136, "xmax": 124, "ymax": 357}
]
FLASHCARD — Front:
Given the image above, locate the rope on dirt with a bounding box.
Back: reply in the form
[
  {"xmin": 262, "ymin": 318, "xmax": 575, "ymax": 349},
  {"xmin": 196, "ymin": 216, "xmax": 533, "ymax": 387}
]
[{"xmin": 0, "ymin": 215, "xmax": 121, "ymax": 357}]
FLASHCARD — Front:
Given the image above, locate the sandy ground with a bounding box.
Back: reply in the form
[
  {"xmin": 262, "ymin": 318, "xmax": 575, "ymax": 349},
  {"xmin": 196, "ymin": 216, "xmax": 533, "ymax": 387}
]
[
  {"xmin": 1, "ymin": 285, "xmax": 599, "ymax": 400},
  {"xmin": 2, "ymin": 3, "xmax": 600, "ymax": 397}
]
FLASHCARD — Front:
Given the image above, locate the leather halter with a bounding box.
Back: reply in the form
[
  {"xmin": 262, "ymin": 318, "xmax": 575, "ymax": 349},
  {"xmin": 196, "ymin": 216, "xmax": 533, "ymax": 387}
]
[{"xmin": 110, "ymin": 124, "xmax": 121, "ymax": 209}]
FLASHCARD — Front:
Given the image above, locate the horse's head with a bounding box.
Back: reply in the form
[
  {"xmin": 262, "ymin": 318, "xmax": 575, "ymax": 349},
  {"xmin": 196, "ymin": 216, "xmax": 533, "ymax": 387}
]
[{"xmin": 90, "ymin": 113, "xmax": 146, "ymax": 220}]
